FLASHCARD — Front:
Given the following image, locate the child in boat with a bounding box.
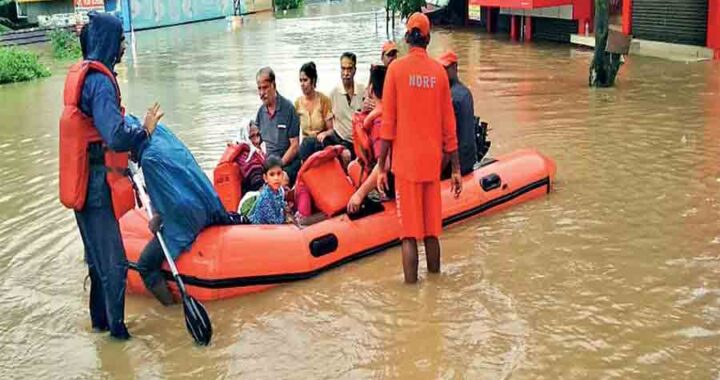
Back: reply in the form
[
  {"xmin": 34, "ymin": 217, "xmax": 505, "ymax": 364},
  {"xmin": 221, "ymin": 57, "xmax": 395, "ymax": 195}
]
[{"xmin": 248, "ymin": 156, "xmax": 291, "ymax": 225}]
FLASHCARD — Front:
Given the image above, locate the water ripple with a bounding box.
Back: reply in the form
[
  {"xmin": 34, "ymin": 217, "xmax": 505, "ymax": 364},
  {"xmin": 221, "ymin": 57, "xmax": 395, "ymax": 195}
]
[{"xmin": 0, "ymin": 2, "xmax": 719, "ymax": 379}]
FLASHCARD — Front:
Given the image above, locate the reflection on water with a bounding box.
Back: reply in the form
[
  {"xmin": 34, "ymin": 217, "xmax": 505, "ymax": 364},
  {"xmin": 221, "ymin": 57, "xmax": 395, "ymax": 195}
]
[{"xmin": 0, "ymin": 1, "xmax": 719, "ymax": 378}]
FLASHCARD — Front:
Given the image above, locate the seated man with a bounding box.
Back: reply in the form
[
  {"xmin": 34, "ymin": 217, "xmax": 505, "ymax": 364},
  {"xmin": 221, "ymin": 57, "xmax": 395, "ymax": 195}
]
[
  {"xmin": 329, "ymin": 52, "xmax": 365, "ymax": 156},
  {"xmin": 381, "ymin": 41, "xmax": 399, "ymax": 66},
  {"xmin": 438, "ymin": 50, "xmax": 477, "ymax": 177},
  {"xmin": 255, "ymin": 67, "xmax": 301, "ymax": 186}
]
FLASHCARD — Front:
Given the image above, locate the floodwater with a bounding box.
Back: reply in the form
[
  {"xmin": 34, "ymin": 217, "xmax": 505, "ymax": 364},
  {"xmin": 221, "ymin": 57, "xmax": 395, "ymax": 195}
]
[{"xmin": 1, "ymin": 1, "xmax": 719, "ymax": 379}]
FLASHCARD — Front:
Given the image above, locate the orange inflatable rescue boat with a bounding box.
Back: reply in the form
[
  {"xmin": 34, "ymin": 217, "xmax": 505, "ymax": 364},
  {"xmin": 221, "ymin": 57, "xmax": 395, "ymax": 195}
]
[{"xmin": 120, "ymin": 138, "xmax": 556, "ymax": 302}]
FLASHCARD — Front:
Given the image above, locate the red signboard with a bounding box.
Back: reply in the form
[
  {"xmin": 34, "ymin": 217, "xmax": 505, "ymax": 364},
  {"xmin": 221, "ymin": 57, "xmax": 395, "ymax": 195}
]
[
  {"xmin": 75, "ymin": 0, "xmax": 105, "ymax": 7},
  {"xmin": 75, "ymin": 0, "xmax": 105, "ymax": 15},
  {"xmin": 468, "ymin": 0, "xmax": 573, "ymax": 9},
  {"xmin": 74, "ymin": 0, "xmax": 105, "ymax": 31}
]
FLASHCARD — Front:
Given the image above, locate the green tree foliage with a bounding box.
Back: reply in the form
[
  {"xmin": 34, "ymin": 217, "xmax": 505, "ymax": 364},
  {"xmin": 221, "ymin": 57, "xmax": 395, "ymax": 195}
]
[
  {"xmin": 275, "ymin": 0, "xmax": 303, "ymax": 11},
  {"xmin": 389, "ymin": 0, "xmax": 425, "ymax": 19}
]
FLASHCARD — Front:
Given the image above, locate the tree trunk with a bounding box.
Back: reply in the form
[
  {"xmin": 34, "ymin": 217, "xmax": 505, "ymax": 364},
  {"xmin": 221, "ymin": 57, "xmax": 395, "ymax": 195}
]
[
  {"xmin": 386, "ymin": 0, "xmax": 390, "ymax": 37},
  {"xmin": 589, "ymin": 0, "xmax": 623, "ymax": 87},
  {"xmin": 392, "ymin": 8, "xmax": 396, "ymax": 32}
]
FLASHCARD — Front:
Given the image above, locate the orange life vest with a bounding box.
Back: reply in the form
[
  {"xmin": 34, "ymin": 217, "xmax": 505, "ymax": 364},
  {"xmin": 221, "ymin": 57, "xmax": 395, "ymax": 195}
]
[
  {"xmin": 351, "ymin": 111, "xmax": 373, "ymax": 169},
  {"xmin": 58, "ymin": 60, "xmax": 135, "ymax": 220},
  {"xmin": 213, "ymin": 143, "xmax": 246, "ymax": 212},
  {"xmin": 296, "ymin": 145, "xmax": 355, "ymax": 217}
]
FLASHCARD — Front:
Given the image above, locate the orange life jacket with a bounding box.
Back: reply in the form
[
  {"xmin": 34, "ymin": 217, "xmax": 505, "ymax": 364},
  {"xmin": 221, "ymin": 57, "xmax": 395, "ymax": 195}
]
[
  {"xmin": 213, "ymin": 143, "xmax": 247, "ymax": 212},
  {"xmin": 351, "ymin": 110, "xmax": 390, "ymax": 187},
  {"xmin": 351, "ymin": 111, "xmax": 373, "ymax": 169},
  {"xmin": 296, "ymin": 145, "xmax": 355, "ymax": 217},
  {"xmin": 58, "ymin": 60, "xmax": 135, "ymax": 220}
]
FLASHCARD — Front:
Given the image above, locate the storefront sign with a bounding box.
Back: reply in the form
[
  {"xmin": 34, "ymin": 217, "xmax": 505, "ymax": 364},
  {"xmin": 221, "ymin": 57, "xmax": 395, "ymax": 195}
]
[{"xmin": 75, "ymin": 0, "xmax": 106, "ymax": 28}]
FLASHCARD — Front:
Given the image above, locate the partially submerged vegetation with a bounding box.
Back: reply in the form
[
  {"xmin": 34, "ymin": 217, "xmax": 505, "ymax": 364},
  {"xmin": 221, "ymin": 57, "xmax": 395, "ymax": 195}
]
[
  {"xmin": 0, "ymin": 47, "xmax": 51, "ymax": 84},
  {"xmin": 49, "ymin": 28, "xmax": 82, "ymax": 60},
  {"xmin": 0, "ymin": 28, "xmax": 81, "ymax": 85}
]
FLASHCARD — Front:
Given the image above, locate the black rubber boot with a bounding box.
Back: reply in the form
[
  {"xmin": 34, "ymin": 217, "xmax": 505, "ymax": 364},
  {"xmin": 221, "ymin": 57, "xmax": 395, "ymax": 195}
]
[
  {"xmin": 149, "ymin": 280, "xmax": 176, "ymax": 306},
  {"xmin": 109, "ymin": 323, "xmax": 131, "ymax": 341}
]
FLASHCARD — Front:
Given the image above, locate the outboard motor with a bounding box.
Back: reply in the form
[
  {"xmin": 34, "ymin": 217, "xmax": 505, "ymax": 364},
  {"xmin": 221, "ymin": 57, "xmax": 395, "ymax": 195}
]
[{"xmin": 474, "ymin": 116, "xmax": 491, "ymax": 161}]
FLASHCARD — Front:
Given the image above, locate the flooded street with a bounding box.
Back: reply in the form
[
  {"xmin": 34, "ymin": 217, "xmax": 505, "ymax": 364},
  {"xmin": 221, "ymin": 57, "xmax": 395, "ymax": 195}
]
[{"xmin": 1, "ymin": 1, "xmax": 719, "ymax": 378}]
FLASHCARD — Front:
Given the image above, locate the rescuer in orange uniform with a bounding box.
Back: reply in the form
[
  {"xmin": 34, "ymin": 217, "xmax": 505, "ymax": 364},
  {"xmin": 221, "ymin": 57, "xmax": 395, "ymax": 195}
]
[{"xmin": 376, "ymin": 12, "xmax": 462, "ymax": 284}]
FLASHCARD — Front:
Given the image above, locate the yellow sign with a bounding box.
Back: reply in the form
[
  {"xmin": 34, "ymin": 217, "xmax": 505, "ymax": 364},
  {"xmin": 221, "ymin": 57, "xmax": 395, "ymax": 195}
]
[{"xmin": 469, "ymin": 5, "xmax": 482, "ymax": 21}]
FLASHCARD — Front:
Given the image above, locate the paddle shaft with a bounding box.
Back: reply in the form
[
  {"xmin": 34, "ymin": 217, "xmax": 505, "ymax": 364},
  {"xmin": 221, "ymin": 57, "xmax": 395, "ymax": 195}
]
[
  {"xmin": 130, "ymin": 167, "xmax": 187, "ymax": 295},
  {"xmin": 128, "ymin": 163, "xmax": 213, "ymax": 346}
]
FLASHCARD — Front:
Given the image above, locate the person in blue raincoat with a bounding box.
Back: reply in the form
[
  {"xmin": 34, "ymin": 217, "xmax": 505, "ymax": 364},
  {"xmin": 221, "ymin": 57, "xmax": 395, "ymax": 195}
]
[
  {"xmin": 128, "ymin": 116, "xmax": 235, "ymax": 306},
  {"xmin": 73, "ymin": 12, "xmax": 164, "ymax": 340}
]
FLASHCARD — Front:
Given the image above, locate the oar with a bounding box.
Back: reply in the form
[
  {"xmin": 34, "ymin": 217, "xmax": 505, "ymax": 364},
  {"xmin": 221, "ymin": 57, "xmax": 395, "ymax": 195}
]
[{"xmin": 129, "ymin": 164, "xmax": 213, "ymax": 346}]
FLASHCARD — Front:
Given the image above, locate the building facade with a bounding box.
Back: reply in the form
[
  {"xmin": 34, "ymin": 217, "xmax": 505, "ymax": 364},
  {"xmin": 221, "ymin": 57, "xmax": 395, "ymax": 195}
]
[
  {"xmin": 469, "ymin": 0, "xmax": 720, "ymax": 58},
  {"xmin": 12, "ymin": 0, "xmax": 273, "ymax": 31},
  {"xmin": 623, "ymin": 0, "xmax": 720, "ymax": 57}
]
